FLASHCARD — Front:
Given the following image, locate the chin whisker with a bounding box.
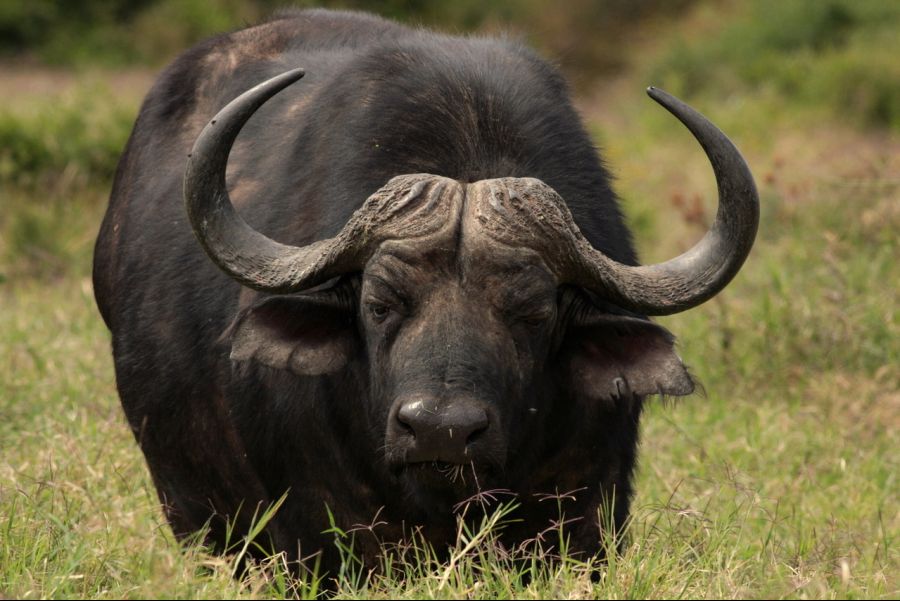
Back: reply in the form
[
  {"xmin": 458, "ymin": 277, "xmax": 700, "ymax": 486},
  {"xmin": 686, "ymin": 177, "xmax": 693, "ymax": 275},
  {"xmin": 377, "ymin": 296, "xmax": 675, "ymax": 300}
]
[{"xmin": 436, "ymin": 462, "xmax": 467, "ymax": 484}]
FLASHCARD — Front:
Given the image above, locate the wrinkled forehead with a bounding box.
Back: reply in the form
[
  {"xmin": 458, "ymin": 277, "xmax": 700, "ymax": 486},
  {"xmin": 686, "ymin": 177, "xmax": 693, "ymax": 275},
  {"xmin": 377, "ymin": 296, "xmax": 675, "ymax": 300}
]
[{"xmin": 365, "ymin": 175, "xmax": 559, "ymax": 282}]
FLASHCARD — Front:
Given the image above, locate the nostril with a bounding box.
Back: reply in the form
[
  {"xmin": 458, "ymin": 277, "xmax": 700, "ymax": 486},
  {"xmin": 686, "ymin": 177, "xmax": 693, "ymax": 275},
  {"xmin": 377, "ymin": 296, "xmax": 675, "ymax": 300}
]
[
  {"xmin": 397, "ymin": 418, "xmax": 415, "ymax": 437},
  {"xmin": 465, "ymin": 422, "xmax": 488, "ymax": 445},
  {"xmin": 461, "ymin": 409, "xmax": 489, "ymax": 446},
  {"xmin": 397, "ymin": 400, "xmax": 432, "ymax": 439},
  {"xmin": 395, "ymin": 412, "xmax": 416, "ymax": 438}
]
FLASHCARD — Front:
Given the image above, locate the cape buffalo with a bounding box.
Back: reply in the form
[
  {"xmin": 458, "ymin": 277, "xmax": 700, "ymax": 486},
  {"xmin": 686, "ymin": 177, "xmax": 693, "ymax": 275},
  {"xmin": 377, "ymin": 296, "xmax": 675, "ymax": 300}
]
[{"xmin": 93, "ymin": 8, "xmax": 758, "ymax": 574}]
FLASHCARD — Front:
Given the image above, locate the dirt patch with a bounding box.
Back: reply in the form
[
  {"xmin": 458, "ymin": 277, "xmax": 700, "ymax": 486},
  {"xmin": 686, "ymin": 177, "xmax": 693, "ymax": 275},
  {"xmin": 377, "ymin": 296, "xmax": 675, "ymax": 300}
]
[{"xmin": 0, "ymin": 62, "xmax": 157, "ymax": 109}]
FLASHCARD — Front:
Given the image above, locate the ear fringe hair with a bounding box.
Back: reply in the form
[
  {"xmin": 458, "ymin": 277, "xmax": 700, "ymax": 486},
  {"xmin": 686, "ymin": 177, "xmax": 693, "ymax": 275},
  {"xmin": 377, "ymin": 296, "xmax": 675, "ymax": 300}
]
[{"xmin": 655, "ymin": 363, "xmax": 704, "ymax": 408}]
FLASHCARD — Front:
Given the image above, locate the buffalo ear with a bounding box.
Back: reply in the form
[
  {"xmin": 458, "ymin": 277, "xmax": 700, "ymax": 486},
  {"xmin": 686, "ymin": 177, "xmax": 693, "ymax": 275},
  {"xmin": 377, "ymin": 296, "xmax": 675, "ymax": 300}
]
[
  {"xmin": 227, "ymin": 295, "xmax": 356, "ymax": 376},
  {"xmin": 563, "ymin": 313, "xmax": 694, "ymax": 401}
]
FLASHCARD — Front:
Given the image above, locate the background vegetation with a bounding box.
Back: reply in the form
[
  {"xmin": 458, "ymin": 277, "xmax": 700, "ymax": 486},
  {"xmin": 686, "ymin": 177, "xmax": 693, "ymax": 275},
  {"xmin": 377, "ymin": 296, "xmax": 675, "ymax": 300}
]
[
  {"xmin": 0, "ymin": 0, "xmax": 693, "ymax": 75},
  {"xmin": 1, "ymin": 0, "xmax": 897, "ymax": 598}
]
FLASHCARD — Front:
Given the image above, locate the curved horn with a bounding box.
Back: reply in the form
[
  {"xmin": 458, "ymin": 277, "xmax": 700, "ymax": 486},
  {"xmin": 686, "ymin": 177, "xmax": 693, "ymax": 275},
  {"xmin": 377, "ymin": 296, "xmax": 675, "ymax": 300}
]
[
  {"xmin": 184, "ymin": 68, "xmax": 337, "ymax": 293},
  {"xmin": 184, "ymin": 68, "xmax": 460, "ymax": 293},
  {"xmin": 470, "ymin": 88, "xmax": 758, "ymax": 316},
  {"xmin": 571, "ymin": 87, "xmax": 759, "ymax": 315}
]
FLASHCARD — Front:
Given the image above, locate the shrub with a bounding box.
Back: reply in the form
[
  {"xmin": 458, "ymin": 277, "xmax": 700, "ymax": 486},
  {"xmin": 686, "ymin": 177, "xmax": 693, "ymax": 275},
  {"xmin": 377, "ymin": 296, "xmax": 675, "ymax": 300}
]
[
  {"xmin": 649, "ymin": 0, "xmax": 900, "ymax": 130},
  {"xmin": 0, "ymin": 83, "xmax": 134, "ymax": 187}
]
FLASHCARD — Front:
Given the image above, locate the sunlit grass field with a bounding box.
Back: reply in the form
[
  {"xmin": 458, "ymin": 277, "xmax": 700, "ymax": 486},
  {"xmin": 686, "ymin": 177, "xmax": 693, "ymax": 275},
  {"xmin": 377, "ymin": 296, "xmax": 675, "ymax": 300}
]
[{"xmin": 1, "ymin": 1, "xmax": 898, "ymax": 598}]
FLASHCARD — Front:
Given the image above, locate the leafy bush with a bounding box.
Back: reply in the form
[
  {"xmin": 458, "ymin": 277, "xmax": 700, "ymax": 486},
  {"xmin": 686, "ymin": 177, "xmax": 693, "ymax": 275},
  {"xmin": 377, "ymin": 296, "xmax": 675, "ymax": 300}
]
[
  {"xmin": 650, "ymin": 0, "xmax": 900, "ymax": 130},
  {"xmin": 0, "ymin": 0, "xmax": 693, "ymax": 76},
  {"xmin": 0, "ymin": 0, "xmax": 275, "ymax": 66},
  {"xmin": 0, "ymin": 83, "xmax": 134, "ymax": 187}
]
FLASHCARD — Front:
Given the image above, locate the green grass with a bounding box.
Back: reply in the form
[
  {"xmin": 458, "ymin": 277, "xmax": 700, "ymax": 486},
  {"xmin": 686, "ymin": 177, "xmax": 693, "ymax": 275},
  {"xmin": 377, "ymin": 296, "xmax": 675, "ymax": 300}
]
[
  {"xmin": 1, "ymin": 253, "xmax": 896, "ymax": 598},
  {"xmin": 1, "ymin": 1, "xmax": 899, "ymax": 597},
  {"xmin": 0, "ymin": 81, "xmax": 135, "ymax": 188}
]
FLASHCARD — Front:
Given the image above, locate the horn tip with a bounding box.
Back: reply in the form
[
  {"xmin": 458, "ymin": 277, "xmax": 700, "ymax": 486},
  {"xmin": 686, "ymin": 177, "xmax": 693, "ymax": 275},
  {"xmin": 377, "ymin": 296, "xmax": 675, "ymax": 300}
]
[
  {"xmin": 646, "ymin": 86, "xmax": 668, "ymax": 103},
  {"xmin": 286, "ymin": 67, "xmax": 306, "ymax": 80}
]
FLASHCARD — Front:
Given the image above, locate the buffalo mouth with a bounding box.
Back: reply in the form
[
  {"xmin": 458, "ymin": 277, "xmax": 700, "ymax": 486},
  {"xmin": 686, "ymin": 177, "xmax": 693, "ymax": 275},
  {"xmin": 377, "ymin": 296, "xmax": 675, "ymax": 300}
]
[
  {"xmin": 395, "ymin": 459, "xmax": 477, "ymax": 478},
  {"xmin": 392, "ymin": 457, "xmax": 503, "ymax": 504},
  {"xmin": 407, "ymin": 460, "xmax": 473, "ymax": 482}
]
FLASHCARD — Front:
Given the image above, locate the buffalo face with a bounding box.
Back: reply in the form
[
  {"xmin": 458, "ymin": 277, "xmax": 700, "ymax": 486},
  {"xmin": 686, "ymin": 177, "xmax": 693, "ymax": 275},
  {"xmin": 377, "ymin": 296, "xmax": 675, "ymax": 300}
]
[
  {"xmin": 363, "ymin": 238, "xmax": 558, "ymax": 498},
  {"xmin": 226, "ymin": 176, "xmax": 698, "ymax": 508}
]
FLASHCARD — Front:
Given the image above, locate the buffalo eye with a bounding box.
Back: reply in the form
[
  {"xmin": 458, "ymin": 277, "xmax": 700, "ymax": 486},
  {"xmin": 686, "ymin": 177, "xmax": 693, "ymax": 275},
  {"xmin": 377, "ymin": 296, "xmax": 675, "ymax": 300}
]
[
  {"xmin": 507, "ymin": 295, "xmax": 556, "ymax": 329},
  {"xmin": 517, "ymin": 311, "xmax": 553, "ymax": 327},
  {"xmin": 367, "ymin": 302, "xmax": 392, "ymax": 322}
]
